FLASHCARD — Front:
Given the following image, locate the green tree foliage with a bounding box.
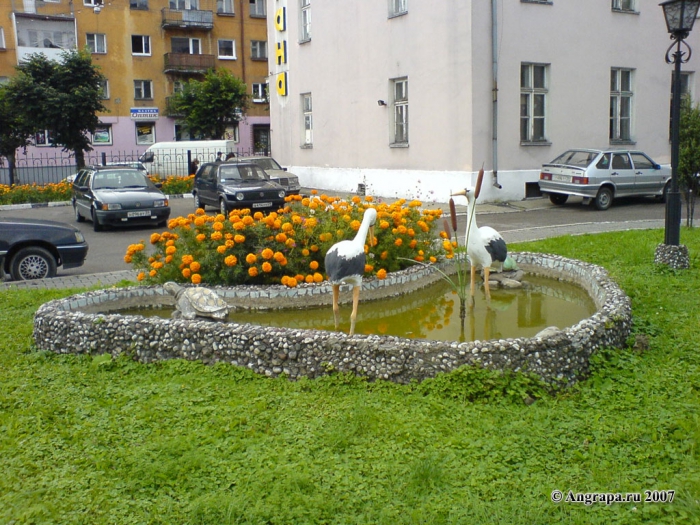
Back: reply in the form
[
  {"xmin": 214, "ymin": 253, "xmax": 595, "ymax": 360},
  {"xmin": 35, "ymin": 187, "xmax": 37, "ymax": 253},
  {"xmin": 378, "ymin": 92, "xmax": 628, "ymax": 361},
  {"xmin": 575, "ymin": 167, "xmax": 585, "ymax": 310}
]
[
  {"xmin": 8, "ymin": 50, "xmax": 107, "ymax": 168},
  {"xmin": 0, "ymin": 84, "xmax": 34, "ymax": 185},
  {"xmin": 169, "ymin": 69, "xmax": 249, "ymax": 140},
  {"xmin": 679, "ymin": 98, "xmax": 700, "ymax": 226}
]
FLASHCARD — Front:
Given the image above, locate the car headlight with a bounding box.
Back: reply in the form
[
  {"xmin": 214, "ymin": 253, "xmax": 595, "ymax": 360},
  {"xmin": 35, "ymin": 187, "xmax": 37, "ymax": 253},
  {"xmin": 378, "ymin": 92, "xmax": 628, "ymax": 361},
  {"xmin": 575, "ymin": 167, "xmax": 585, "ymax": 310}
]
[
  {"xmin": 235, "ymin": 192, "xmax": 245, "ymax": 201},
  {"xmin": 74, "ymin": 231, "xmax": 86, "ymax": 243},
  {"xmin": 153, "ymin": 199, "xmax": 168, "ymax": 207},
  {"xmin": 99, "ymin": 202, "xmax": 121, "ymax": 211},
  {"xmin": 278, "ymin": 190, "xmax": 286, "ymax": 199}
]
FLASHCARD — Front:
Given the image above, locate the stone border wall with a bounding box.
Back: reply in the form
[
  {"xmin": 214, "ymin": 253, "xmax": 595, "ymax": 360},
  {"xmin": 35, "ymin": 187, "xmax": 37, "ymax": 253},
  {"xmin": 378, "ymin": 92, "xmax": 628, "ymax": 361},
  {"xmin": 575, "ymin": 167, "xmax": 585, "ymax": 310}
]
[{"xmin": 33, "ymin": 252, "xmax": 632, "ymax": 386}]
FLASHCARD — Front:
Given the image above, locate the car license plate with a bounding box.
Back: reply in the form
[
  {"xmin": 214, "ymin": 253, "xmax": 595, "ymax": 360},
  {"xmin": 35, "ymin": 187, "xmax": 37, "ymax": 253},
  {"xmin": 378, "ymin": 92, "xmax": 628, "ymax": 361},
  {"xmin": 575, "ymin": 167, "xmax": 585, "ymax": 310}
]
[
  {"xmin": 551, "ymin": 174, "xmax": 571, "ymax": 183},
  {"xmin": 252, "ymin": 202, "xmax": 272, "ymax": 208},
  {"xmin": 127, "ymin": 211, "xmax": 151, "ymax": 218}
]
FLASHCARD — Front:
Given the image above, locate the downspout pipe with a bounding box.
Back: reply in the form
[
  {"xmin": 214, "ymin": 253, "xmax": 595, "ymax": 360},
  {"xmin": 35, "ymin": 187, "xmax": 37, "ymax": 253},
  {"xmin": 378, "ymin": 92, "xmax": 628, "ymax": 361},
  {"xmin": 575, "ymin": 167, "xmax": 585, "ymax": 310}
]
[{"xmin": 491, "ymin": 0, "xmax": 502, "ymax": 189}]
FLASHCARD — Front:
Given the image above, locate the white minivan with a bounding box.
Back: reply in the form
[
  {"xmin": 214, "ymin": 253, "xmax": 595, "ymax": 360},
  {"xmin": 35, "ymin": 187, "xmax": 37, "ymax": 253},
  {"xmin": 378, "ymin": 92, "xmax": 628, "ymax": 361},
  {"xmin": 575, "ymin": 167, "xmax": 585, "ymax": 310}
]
[{"xmin": 139, "ymin": 140, "xmax": 238, "ymax": 177}]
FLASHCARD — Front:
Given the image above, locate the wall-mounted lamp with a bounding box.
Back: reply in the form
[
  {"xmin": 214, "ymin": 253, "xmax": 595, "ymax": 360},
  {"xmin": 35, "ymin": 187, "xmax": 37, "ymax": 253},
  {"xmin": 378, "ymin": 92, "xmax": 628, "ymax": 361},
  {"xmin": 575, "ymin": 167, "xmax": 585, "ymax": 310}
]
[{"xmin": 377, "ymin": 100, "xmax": 387, "ymax": 107}]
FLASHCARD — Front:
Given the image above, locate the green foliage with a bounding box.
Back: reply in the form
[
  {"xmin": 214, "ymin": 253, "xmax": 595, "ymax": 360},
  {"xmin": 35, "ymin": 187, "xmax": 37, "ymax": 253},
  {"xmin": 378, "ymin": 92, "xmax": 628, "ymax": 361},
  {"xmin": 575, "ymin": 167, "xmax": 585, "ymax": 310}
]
[
  {"xmin": 169, "ymin": 69, "xmax": 249, "ymax": 140},
  {"xmin": 1, "ymin": 228, "xmax": 699, "ymax": 523},
  {"xmin": 679, "ymin": 98, "xmax": 700, "ymax": 225}
]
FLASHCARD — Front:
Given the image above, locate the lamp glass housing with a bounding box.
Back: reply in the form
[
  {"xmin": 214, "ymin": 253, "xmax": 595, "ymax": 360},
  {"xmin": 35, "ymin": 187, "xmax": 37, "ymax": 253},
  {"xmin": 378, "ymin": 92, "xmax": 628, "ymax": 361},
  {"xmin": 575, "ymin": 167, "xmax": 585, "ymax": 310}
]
[{"xmin": 661, "ymin": 0, "xmax": 700, "ymax": 35}]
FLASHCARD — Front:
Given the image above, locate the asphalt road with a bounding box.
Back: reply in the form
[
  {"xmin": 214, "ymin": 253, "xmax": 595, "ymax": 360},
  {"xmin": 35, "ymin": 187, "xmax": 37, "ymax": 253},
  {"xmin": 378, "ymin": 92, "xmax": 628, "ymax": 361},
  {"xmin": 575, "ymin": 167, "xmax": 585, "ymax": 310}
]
[{"xmin": 0, "ymin": 193, "xmax": 693, "ymax": 279}]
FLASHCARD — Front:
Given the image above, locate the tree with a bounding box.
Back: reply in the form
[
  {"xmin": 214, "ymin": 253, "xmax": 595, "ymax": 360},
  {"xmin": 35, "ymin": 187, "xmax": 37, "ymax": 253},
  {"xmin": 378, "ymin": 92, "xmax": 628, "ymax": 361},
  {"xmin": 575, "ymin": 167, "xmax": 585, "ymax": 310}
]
[
  {"xmin": 9, "ymin": 50, "xmax": 107, "ymax": 168},
  {"xmin": 679, "ymin": 98, "xmax": 700, "ymax": 227},
  {"xmin": 169, "ymin": 69, "xmax": 249, "ymax": 140},
  {"xmin": 0, "ymin": 83, "xmax": 34, "ymax": 185}
]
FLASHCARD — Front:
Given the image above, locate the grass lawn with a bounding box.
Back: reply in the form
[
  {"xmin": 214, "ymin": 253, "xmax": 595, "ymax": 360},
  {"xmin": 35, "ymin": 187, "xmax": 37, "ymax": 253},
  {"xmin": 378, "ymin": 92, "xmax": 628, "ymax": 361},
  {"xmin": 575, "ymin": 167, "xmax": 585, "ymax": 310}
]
[{"xmin": 1, "ymin": 229, "xmax": 699, "ymax": 524}]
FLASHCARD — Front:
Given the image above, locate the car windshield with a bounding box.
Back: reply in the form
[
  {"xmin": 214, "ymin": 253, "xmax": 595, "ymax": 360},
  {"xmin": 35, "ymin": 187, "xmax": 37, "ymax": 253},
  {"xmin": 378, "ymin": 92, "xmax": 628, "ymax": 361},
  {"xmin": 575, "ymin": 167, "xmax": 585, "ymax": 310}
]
[
  {"xmin": 248, "ymin": 158, "xmax": 280, "ymax": 171},
  {"xmin": 550, "ymin": 150, "xmax": 599, "ymax": 168},
  {"xmin": 219, "ymin": 165, "xmax": 266, "ymax": 181},
  {"xmin": 92, "ymin": 171, "xmax": 148, "ymax": 190}
]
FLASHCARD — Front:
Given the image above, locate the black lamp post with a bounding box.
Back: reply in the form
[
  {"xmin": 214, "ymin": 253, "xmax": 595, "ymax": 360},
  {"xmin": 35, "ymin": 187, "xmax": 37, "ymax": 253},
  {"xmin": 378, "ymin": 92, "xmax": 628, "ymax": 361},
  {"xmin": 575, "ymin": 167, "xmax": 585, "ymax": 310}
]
[{"xmin": 657, "ymin": 0, "xmax": 698, "ymax": 268}]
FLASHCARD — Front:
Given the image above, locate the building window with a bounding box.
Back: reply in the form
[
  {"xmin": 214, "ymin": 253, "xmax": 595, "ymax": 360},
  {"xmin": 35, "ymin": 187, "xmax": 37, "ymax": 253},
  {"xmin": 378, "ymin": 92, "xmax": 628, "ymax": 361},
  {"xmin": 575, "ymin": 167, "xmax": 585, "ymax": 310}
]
[
  {"xmin": 253, "ymin": 83, "xmax": 268, "ymax": 103},
  {"xmin": 130, "ymin": 0, "xmax": 148, "ymax": 9},
  {"xmin": 92, "ymin": 124, "xmax": 113, "ymax": 145},
  {"xmin": 34, "ymin": 130, "xmax": 55, "ymax": 147},
  {"xmin": 134, "ymin": 80, "xmax": 153, "ymax": 100},
  {"xmin": 300, "ymin": 0, "xmax": 311, "ymax": 42},
  {"xmin": 250, "ymin": 0, "xmax": 266, "ymax": 17},
  {"xmin": 0, "ymin": 27, "xmax": 5, "ymax": 49},
  {"xmin": 172, "ymin": 37, "xmax": 201, "ymax": 54},
  {"xmin": 98, "ymin": 79, "xmax": 110, "ymax": 99},
  {"xmin": 610, "ymin": 68, "xmax": 634, "ymax": 143},
  {"xmin": 217, "ymin": 0, "xmax": 234, "ymax": 14},
  {"xmin": 218, "ymin": 39, "xmax": 236, "ymax": 59},
  {"xmin": 170, "ymin": 0, "xmax": 199, "ymax": 9},
  {"xmin": 520, "ymin": 63, "xmax": 548, "ymax": 143},
  {"xmin": 302, "ymin": 93, "xmax": 313, "ymax": 146},
  {"xmin": 392, "ymin": 78, "xmax": 408, "ymax": 145},
  {"xmin": 131, "ymin": 35, "xmax": 151, "ymax": 55},
  {"xmin": 612, "ymin": 0, "xmax": 635, "ymax": 12},
  {"xmin": 251, "ymin": 40, "xmax": 267, "ymax": 60},
  {"xmin": 86, "ymin": 33, "xmax": 106, "ymax": 54},
  {"xmin": 136, "ymin": 122, "xmax": 155, "ymax": 144},
  {"xmin": 83, "ymin": 0, "xmax": 99, "ymax": 6},
  {"xmin": 389, "ymin": 0, "xmax": 407, "ymax": 17}
]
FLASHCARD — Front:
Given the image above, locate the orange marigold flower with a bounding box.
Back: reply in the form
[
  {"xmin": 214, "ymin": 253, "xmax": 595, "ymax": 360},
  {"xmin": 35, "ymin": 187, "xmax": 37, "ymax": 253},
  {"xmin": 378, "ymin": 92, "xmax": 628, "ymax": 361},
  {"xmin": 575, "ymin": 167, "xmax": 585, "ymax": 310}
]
[
  {"xmin": 442, "ymin": 240, "xmax": 453, "ymax": 251},
  {"xmin": 149, "ymin": 269, "xmax": 157, "ymax": 278},
  {"xmin": 287, "ymin": 277, "xmax": 298, "ymax": 288},
  {"xmin": 414, "ymin": 256, "xmax": 424, "ymax": 262},
  {"xmin": 262, "ymin": 262, "xmax": 272, "ymax": 273},
  {"xmin": 302, "ymin": 198, "xmax": 310, "ymax": 206},
  {"xmin": 279, "ymin": 257, "xmax": 288, "ymax": 266},
  {"xmin": 165, "ymin": 255, "xmax": 173, "ymax": 264},
  {"xmin": 261, "ymin": 248, "xmax": 274, "ymax": 260},
  {"xmin": 196, "ymin": 233, "xmax": 206, "ymax": 242},
  {"xmin": 191, "ymin": 273, "xmax": 202, "ymax": 284},
  {"xmin": 248, "ymin": 267, "xmax": 259, "ymax": 277},
  {"xmin": 217, "ymin": 245, "xmax": 227, "ymax": 254},
  {"xmin": 311, "ymin": 189, "xmax": 318, "ymax": 195},
  {"xmin": 310, "ymin": 245, "xmax": 319, "ymax": 252},
  {"xmin": 364, "ymin": 264, "xmax": 374, "ymax": 273},
  {"xmin": 380, "ymin": 251, "xmax": 388, "ymax": 260},
  {"xmin": 194, "ymin": 216, "xmax": 206, "ymax": 227},
  {"xmin": 190, "ymin": 261, "xmax": 201, "ymax": 272},
  {"xmin": 166, "ymin": 245, "xmax": 177, "ymax": 255},
  {"xmin": 379, "ymin": 220, "xmax": 390, "ymax": 230},
  {"xmin": 351, "ymin": 196, "xmax": 361, "ymax": 204},
  {"xmin": 225, "ymin": 255, "xmax": 237, "ymax": 266},
  {"xmin": 137, "ymin": 272, "xmax": 145, "ymax": 281},
  {"xmin": 304, "ymin": 217, "xmax": 317, "ymax": 228},
  {"xmin": 305, "ymin": 274, "xmax": 314, "ymax": 283},
  {"xmin": 364, "ymin": 195, "xmax": 374, "ymax": 202},
  {"xmin": 313, "ymin": 272, "xmax": 323, "ymax": 283},
  {"xmin": 429, "ymin": 256, "xmax": 437, "ymax": 263},
  {"xmin": 409, "ymin": 240, "xmax": 417, "ymax": 249},
  {"xmin": 273, "ymin": 219, "xmax": 282, "ymax": 229},
  {"xmin": 195, "ymin": 207, "xmax": 206, "ymax": 215},
  {"xmin": 246, "ymin": 253, "xmax": 257, "ymax": 264},
  {"xmin": 407, "ymin": 228, "xmax": 415, "ymax": 237},
  {"xmin": 285, "ymin": 238, "xmax": 296, "ymax": 248},
  {"xmin": 214, "ymin": 214, "xmax": 225, "ymax": 222},
  {"xmin": 377, "ymin": 269, "xmax": 388, "ymax": 279},
  {"xmin": 234, "ymin": 234, "xmax": 246, "ymax": 244},
  {"xmin": 301, "ymin": 248, "xmax": 310, "ymax": 257},
  {"xmin": 342, "ymin": 214, "xmax": 352, "ymax": 222},
  {"xmin": 350, "ymin": 220, "xmax": 361, "ymax": 231},
  {"xmin": 282, "ymin": 222, "xmax": 293, "ymax": 232},
  {"xmin": 233, "ymin": 221, "xmax": 246, "ymax": 230},
  {"xmin": 225, "ymin": 239, "xmax": 234, "ymax": 248},
  {"xmin": 292, "ymin": 215, "xmax": 303, "ymax": 225},
  {"xmin": 398, "ymin": 225, "xmax": 408, "ymax": 234},
  {"xmin": 124, "ymin": 255, "xmax": 132, "ymax": 263},
  {"xmin": 395, "ymin": 238, "xmax": 403, "ymax": 247},
  {"xmin": 295, "ymin": 274, "xmax": 305, "ymax": 282},
  {"xmin": 182, "ymin": 254, "xmax": 194, "ymax": 265},
  {"xmin": 242, "ymin": 216, "xmax": 255, "ymax": 226},
  {"xmin": 150, "ymin": 233, "xmax": 161, "ymax": 244},
  {"xmin": 274, "ymin": 251, "xmax": 285, "ymax": 262},
  {"xmin": 336, "ymin": 229, "xmax": 345, "ymax": 237},
  {"xmin": 211, "ymin": 231, "xmax": 223, "ymax": 241},
  {"xmin": 165, "ymin": 240, "xmax": 175, "ymax": 247},
  {"xmin": 281, "ymin": 275, "xmax": 289, "ymax": 285},
  {"xmin": 309, "ymin": 201, "xmax": 319, "ymax": 210},
  {"xmin": 309, "ymin": 260, "xmax": 319, "ymax": 270},
  {"xmin": 213, "ymin": 221, "xmax": 224, "ymax": 231},
  {"xmin": 276, "ymin": 233, "xmax": 287, "ymax": 243}
]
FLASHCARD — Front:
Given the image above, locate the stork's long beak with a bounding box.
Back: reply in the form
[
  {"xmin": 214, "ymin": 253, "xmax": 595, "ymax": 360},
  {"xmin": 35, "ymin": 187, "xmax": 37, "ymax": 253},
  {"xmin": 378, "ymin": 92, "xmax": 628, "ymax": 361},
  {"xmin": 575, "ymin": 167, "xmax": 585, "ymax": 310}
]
[
  {"xmin": 368, "ymin": 225, "xmax": 375, "ymax": 247},
  {"xmin": 451, "ymin": 189, "xmax": 468, "ymax": 197}
]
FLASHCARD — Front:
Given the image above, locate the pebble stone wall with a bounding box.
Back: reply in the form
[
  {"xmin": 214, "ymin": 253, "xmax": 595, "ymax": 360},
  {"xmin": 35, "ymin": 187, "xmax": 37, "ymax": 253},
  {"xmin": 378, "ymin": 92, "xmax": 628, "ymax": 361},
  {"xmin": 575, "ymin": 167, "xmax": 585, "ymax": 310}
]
[{"xmin": 33, "ymin": 252, "xmax": 632, "ymax": 387}]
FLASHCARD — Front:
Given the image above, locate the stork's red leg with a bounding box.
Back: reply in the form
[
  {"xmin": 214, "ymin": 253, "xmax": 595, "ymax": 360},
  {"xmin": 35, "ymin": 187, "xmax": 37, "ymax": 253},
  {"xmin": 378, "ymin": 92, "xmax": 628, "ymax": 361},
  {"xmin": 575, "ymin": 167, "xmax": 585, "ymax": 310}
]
[
  {"xmin": 484, "ymin": 266, "xmax": 491, "ymax": 300},
  {"xmin": 332, "ymin": 285, "xmax": 340, "ymax": 330},
  {"xmin": 349, "ymin": 285, "xmax": 360, "ymax": 335}
]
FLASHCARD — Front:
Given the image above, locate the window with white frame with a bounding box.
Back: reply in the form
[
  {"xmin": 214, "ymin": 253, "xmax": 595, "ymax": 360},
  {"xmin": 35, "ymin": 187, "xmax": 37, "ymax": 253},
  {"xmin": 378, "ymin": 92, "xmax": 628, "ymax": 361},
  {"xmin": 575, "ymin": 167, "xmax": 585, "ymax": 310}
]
[
  {"xmin": 217, "ymin": 0, "xmax": 234, "ymax": 14},
  {"xmin": 302, "ymin": 93, "xmax": 313, "ymax": 145},
  {"xmin": 136, "ymin": 122, "xmax": 155, "ymax": 144},
  {"xmin": 300, "ymin": 0, "xmax": 311, "ymax": 42},
  {"xmin": 92, "ymin": 124, "xmax": 113, "ymax": 145},
  {"xmin": 131, "ymin": 35, "xmax": 151, "ymax": 55},
  {"xmin": 83, "ymin": 0, "xmax": 99, "ymax": 6},
  {"xmin": 218, "ymin": 39, "xmax": 236, "ymax": 59},
  {"xmin": 87, "ymin": 33, "xmax": 106, "ymax": 54},
  {"xmin": 98, "ymin": 79, "xmax": 110, "ymax": 99},
  {"xmin": 250, "ymin": 0, "xmax": 266, "ymax": 17},
  {"xmin": 612, "ymin": 0, "xmax": 635, "ymax": 12},
  {"xmin": 251, "ymin": 40, "xmax": 267, "ymax": 59},
  {"xmin": 389, "ymin": 0, "xmax": 407, "ymax": 17},
  {"xmin": 0, "ymin": 27, "xmax": 5, "ymax": 49},
  {"xmin": 392, "ymin": 78, "xmax": 408, "ymax": 145},
  {"xmin": 134, "ymin": 80, "xmax": 153, "ymax": 100},
  {"xmin": 610, "ymin": 68, "xmax": 634, "ymax": 142},
  {"xmin": 172, "ymin": 37, "xmax": 201, "ymax": 54},
  {"xmin": 253, "ymin": 83, "xmax": 268, "ymax": 103},
  {"xmin": 34, "ymin": 129, "xmax": 55, "ymax": 146},
  {"xmin": 170, "ymin": 0, "xmax": 199, "ymax": 9},
  {"xmin": 520, "ymin": 63, "xmax": 548, "ymax": 143},
  {"xmin": 130, "ymin": 0, "xmax": 148, "ymax": 9}
]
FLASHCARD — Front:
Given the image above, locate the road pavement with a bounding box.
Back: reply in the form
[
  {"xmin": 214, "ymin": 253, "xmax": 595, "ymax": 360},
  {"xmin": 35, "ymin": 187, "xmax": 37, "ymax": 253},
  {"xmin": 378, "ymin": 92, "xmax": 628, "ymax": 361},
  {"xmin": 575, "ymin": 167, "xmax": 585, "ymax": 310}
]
[{"xmin": 1, "ymin": 189, "xmax": 694, "ymax": 290}]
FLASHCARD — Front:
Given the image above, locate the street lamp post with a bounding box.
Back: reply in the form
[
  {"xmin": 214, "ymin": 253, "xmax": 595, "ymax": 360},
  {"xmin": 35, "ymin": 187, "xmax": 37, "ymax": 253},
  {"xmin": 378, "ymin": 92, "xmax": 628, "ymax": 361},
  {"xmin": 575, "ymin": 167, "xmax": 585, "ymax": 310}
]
[{"xmin": 656, "ymin": 0, "xmax": 698, "ymax": 269}]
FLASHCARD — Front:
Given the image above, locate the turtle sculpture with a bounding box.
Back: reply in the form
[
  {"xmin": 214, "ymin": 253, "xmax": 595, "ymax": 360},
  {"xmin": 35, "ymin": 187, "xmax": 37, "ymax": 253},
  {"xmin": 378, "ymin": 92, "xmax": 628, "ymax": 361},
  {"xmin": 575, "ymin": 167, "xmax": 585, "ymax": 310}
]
[{"xmin": 163, "ymin": 282, "xmax": 230, "ymax": 321}]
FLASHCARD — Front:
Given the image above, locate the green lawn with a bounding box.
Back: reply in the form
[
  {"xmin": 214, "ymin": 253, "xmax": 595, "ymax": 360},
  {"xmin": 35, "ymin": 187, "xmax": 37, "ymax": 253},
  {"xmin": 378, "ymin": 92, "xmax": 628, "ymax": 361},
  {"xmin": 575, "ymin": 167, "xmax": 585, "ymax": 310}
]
[{"xmin": 1, "ymin": 229, "xmax": 699, "ymax": 524}]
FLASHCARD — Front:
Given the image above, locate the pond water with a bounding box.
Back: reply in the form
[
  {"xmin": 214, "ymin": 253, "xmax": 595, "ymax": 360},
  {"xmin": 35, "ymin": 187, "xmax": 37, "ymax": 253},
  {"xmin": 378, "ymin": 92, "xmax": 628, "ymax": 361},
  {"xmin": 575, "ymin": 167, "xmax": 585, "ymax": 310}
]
[{"xmin": 116, "ymin": 275, "xmax": 596, "ymax": 343}]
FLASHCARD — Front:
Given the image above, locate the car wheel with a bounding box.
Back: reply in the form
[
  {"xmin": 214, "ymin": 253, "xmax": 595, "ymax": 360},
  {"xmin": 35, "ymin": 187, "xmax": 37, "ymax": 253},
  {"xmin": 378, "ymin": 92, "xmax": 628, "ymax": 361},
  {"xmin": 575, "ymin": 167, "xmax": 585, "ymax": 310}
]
[
  {"xmin": 91, "ymin": 209, "xmax": 104, "ymax": 232},
  {"xmin": 219, "ymin": 198, "xmax": 229, "ymax": 216},
  {"xmin": 656, "ymin": 182, "xmax": 671, "ymax": 203},
  {"xmin": 194, "ymin": 193, "xmax": 205, "ymax": 211},
  {"xmin": 74, "ymin": 203, "xmax": 85, "ymax": 222},
  {"xmin": 593, "ymin": 187, "xmax": 613, "ymax": 211},
  {"xmin": 549, "ymin": 193, "xmax": 568, "ymax": 206},
  {"xmin": 9, "ymin": 246, "xmax": 57, "ymax": 280}
]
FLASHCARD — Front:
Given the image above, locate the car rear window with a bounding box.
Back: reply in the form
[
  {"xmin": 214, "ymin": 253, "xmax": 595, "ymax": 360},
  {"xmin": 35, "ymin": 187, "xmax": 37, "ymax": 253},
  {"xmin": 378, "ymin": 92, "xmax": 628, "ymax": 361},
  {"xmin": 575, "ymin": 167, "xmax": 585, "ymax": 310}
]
[{"xmin": 550, "ymin": 150, "xmax": 598, "ymax": 168}]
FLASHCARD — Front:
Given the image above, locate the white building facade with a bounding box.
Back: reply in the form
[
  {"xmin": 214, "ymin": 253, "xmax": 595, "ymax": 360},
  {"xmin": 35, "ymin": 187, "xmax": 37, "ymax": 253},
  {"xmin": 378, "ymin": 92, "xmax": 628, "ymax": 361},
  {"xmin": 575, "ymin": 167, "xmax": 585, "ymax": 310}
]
[{"xmin": 267, "ymin": 0, "xmax": 700, "ymax": 203}]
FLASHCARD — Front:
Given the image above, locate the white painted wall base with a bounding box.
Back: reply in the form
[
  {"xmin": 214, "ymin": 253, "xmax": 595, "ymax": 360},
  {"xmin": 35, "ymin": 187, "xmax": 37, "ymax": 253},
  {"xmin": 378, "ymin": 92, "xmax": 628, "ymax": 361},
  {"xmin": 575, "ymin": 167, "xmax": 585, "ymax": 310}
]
[{"xmin": 289, "ymin": 167, "xmax": 542, "ymax": 204}]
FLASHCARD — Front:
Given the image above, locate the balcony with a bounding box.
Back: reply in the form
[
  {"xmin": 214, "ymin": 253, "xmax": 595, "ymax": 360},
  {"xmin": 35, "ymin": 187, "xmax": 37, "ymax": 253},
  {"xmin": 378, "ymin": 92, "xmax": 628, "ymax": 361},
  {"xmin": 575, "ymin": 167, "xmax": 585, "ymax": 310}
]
[
  {"xmin": 161, "ymin": 8, "xmax": 214, "ymax": 30},
  {"xmin": 164, "ymin": 53, "xmax": 215, "ymax": 74}
]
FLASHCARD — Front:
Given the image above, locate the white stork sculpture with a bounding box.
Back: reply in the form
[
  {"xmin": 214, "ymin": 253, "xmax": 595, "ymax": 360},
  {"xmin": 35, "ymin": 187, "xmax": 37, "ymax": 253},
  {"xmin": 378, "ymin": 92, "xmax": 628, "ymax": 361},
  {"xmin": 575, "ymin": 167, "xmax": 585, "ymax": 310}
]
[
  {"xmin": 324, "ymin": 207, "xmax": 377, "ymax": 335},
  {"xmin": 451, "ymin": 179, "xmax": 507, "ymax": 301}
]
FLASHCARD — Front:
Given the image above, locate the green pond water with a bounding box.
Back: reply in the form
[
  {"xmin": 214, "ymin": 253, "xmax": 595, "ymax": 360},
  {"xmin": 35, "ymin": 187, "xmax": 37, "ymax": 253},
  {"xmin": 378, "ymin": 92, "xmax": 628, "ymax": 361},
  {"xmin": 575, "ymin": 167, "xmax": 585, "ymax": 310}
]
[{"xmin": 116, "ymin": 275, "xmax": 596, "ymax": 343}]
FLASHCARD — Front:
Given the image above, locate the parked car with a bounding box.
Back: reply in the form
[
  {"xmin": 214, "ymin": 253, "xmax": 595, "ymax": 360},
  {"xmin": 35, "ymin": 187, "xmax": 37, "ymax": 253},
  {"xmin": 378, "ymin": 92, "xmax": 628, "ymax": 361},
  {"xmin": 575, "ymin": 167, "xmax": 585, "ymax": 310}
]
[
  {"xmin": 64, "ymin": 162, "xmax": 148, "ymax": 184},
  {"xmin": 0, "ymin": 218, "xmax": 88, "ymax": 281},
  {"xmin": 538, "ymin": 149, "xmax": 671, "ymax": 210},
  {"xmin": 72, "ymin": 166, "xmax": 171, "ymax": 231},
  {"xmin": 235, "ymin": 156, "xmax": 301, "ymax": 195},
  {"xmin": 193, "ymin": 162, "xmax": 286, "ymax": 214}
]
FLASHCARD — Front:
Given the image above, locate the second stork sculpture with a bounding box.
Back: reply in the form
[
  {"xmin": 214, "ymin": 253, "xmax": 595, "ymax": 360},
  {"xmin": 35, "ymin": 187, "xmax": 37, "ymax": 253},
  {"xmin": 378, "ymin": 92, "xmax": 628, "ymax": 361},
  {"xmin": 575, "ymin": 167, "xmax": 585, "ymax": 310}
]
[
  {"xmin": 451, "ymin": 170, "xmax": 507, "ymax": 301},
  {"xmin": 324, "ymin": 207, "xmax": 377, "ymax": 335}
]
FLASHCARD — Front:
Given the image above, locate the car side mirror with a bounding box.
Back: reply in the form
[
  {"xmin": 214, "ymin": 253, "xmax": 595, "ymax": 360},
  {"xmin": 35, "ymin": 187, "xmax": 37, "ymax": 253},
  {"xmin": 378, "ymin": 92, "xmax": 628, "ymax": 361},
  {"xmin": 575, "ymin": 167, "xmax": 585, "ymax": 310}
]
[
  {"xmin": 140, "ymin": 151, "xmax": 154, "ymax": 163},
  {"xmin": 77, "ymin": 185, "xmax": 89, "ymax": 192},
  {"xmin": 282, "ymin": 167, "xmax": 288, "ymax": 172},
  {"xmin": 654, "ymin": 163, "xmax": 661, "ymax": 170},
  {"xmin": 154, "ymin": 182, "xmax": 163, "ymax": 189}
]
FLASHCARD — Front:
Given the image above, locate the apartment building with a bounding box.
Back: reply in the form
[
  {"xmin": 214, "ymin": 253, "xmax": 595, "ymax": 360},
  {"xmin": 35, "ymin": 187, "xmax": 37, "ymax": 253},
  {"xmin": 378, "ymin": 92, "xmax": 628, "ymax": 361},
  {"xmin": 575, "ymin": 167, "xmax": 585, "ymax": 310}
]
[
  {"xmin": 0, "ymin": 0, "xmax": 270, "ymax": 159},
  {"xmin": 268, "ymin": 0, "xmax": 700, "ymax": 203}
]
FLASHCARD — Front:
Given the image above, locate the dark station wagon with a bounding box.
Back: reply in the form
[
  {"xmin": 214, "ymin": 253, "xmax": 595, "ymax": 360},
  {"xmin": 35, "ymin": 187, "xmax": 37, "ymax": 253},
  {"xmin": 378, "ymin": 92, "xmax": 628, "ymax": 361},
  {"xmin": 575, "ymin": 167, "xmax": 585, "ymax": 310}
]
[{"xmin": 193, "ymin": 162, "xmax": 286, "ymax": 215}]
